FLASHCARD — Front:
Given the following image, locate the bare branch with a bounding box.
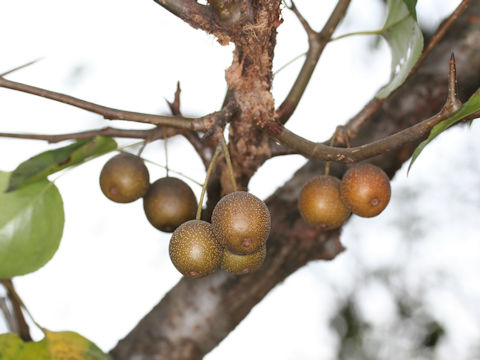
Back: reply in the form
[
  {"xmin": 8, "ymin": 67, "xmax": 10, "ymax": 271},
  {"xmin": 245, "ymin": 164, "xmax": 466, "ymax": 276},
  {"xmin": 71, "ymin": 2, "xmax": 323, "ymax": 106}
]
[
  {"xmin": 276, "ymin": 0, "xmax": 352, "ymax": 124},
  {"xmin": 0, "ymin": 58, "xmax": 43, "ymax": 77},
  {"xmin": 0, "ymin": 127, "xmax": 175, "ymax": 143},
  {"xmin": 0, "ymin": 76, "xmax": 208, "ymax": 131},
  {"xmin": 165, "ymin": 81, "xmax": 212, "ymax": 167},
  {"xmin": 0, "ymin": 280, "xmax": 31, "ymax": 342},
  {"xmin": 0, "ymin": 297, "xmax": 16, "ymax": 332},
  {"xmin": 343, "ymin": 0, "xmax": 473, "ymax": 140},
  {"xmin": 268, "ymin": 57, "xmax": 464, "ymax": 163}
]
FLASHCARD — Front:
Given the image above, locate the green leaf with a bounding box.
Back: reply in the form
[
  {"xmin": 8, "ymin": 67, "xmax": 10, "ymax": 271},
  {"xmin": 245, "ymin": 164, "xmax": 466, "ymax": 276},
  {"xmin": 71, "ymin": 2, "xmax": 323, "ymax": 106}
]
[
  {"xmin": 376, "ymin": 0, "xmax": 423, "ymax": 99},
  {"xmin": 0, "ymin": 171, "xmax": 64, "ymax": 278},
  {"xmin": 0, "ymin": 330, "xmax": 110, "ymax": 360},
  {"xmin": 402, "ymin": 0, "xmax": 417, "ymax": 21},
  {"xmin": 408, "ymin": 89, "xmax": 480, "ymax": 172},
  {"xmin": 7, "ymin": 136, "xmax": 117, "ymax": 192}
]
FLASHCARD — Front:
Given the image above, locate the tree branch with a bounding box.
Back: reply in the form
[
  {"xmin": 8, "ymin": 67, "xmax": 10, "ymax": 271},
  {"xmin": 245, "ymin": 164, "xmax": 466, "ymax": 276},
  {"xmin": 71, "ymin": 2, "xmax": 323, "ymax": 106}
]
[
  {"xmin": 342, "ymin": 0, "xmax": 473, "ymax": 142},
  {"xmin": 268, "ymin": 55, "xmax": 464, "ymax": 163},
  {"xmin": 276, "ymin": 0, "xmax": 352, "ymax": 124},
  {"xmin": 0, "ymin": 297, "xmax": 16, "ymax": 333},
  {"xmin": 110, "ymin": 4, "xmax": 480, "ymax": 358},
  {"xmin": 0, "ymin": 280, "xmax": 31, "ymax": 342},
  {"xmin": 0, "ymin": 127, "xmax": 176, "ymax": 143},
  {"xmin": 0, "ymin": 76, "xmax": 208, "ymax": 131}
]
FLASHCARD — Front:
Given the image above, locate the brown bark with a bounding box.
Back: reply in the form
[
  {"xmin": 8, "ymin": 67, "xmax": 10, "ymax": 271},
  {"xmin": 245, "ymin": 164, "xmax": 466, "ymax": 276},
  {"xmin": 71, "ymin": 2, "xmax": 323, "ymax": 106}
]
[{"xmin": 110, "ymin": 3, "xmax": 480, "ymax": 360}]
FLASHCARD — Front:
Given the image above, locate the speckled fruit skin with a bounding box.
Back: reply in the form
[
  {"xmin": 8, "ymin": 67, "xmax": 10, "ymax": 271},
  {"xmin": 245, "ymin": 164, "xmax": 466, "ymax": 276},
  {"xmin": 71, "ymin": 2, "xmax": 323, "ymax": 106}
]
[
  {"xmin": 298, "ymin": 175, "xmax": 351, "ymax": 230},
  {"xmin": 169, "ymin": 220, "xmax": 222, "ymax": 278},
  {"xmin": 99, "ymin": 153, "xmax": 150, "ymax": 203},
  {"xmin": 211, "ymin": 191, "xmax": 271, "ymax": 255},
  {"xmin": 340, "ymin": 163, "xmax": 391, "ymax": 218},
  {"xmin": 143, "ymin": 177, "xmax": 197, "ymax": 233},
  {"xmin": 221, "ymin": 246, "xmax": 266, "ymax": 275}
]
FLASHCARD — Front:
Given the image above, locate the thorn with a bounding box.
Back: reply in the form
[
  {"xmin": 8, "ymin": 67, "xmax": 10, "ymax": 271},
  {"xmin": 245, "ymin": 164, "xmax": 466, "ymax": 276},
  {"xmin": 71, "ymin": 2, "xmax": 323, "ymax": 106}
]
[{"xmin": 445, "ymin": 52, "xmax": 462, "ymax": 113}]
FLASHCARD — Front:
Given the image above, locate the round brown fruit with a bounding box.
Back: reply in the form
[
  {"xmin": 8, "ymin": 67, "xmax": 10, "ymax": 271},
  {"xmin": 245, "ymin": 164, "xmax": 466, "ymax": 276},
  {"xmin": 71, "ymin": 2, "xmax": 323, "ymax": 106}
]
[
  {"xmin": 340, "ymin": 163, "xmax": 391, "ymax": 218},
  {"xmin": 99, "ymin": 152, "xmax": 149, "ymax": 203},
  {"xmin": 221, "ymin": 246, "xmax": 266, "ymax": 275},
  {"xmin": 211, "ymin": 191, "xmax": 271, "ymax": 255},
  {"xmin": 143, "ymin": 177, "xmax": 197, "ymax": 233},
  {"xmin": 169, "ymin": 220, "xmax": 222, "ymax": 278},
  {"xmin": 298, "ymin": 175, "xmax": 351, "ymax": 230}
]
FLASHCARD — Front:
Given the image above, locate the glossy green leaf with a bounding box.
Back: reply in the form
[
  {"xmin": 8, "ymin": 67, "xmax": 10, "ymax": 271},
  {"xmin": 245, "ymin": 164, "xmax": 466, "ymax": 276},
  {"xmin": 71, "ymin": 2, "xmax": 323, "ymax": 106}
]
[
  {"xmin": 0, "ymin": 171, "xmax": 64, "ymax": 278},
  {"xmin": 402, "ymin": 0, "xmax": 417, "ymax": 20},
  {"xmin": 376, "ymin": 0, "xmax": 423, "ymax": 99},
  {"xmin": 0, "ymin": 330, "xmax": 110, "ymax": 360},
  {"xmin": 408, "ymin": 89, "xmax": 480, "ymax": 172},
  {"xmin": 7, "ymin": 136, "xmax": 117, "ymax": 192}
]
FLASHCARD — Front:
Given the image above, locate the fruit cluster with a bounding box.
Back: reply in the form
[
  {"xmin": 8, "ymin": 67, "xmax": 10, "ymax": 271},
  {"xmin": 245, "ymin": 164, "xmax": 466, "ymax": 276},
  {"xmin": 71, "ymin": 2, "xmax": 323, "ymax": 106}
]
[
  {"xmin": 298, "ymin": 163, "xmax": 391, "ymax": 229},
  {"xmin": 99, "ymin": 153, "xmax": 271, "ymax": 278},
  {"xmin": 99, "ymin": 153, "xmax": 197, "ymax": 232},
  {"xmin": 170, "ymin": 191, "xmax": 270, "ymax": 278}
]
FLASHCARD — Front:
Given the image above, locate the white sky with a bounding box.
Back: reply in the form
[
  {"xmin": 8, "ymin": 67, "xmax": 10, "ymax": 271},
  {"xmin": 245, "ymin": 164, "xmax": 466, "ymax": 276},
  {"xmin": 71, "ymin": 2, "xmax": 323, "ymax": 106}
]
[{"xmin": 1, "ymin": 0, "xmax": 477, "ymax": 359}]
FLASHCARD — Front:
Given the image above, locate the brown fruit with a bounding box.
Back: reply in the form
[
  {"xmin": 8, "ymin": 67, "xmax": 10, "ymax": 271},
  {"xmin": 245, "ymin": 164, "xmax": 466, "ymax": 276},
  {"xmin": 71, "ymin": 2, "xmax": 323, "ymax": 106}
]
[
  {"xmin": 169, "ymin": 220, "xmax": 222, "ymax": 278},
  {"xmin": 340, "ymin": 163, "xmax": 391, "ymax": 218},
  {"xmin": 211, "ymin": 191, "xmax": 271, "ymax": 255},
  {"xmin": 298, "ymin": 175, "xmax": 351, "ymax": 230},
  {"xmin": 99, "ymin": 153, "xmax": 149, "ymax": 203},
  {"xmin": 143, "ymin": 177, "xmax": 197, "ymax": 233},
  {"xmin": 221, "ymin": 246, "xmax": 266, "ymax": 275}
]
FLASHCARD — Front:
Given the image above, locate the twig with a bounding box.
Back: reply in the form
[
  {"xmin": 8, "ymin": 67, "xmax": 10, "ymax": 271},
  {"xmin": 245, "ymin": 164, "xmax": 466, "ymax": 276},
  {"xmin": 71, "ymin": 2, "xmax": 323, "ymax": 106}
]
[
  {"xmin": 0, "ymin": 126, "xmax": 175, "ymax": 143},
  {"xmin": 267, "ymin": 56, "xmax": 464, "ymax": 163},
  {"xmin": 0, "ymin": 297, "xmax": 16, "ymax": 332},
  {"xmin": 0, "ymin": 58, "xmax": 43, "ymax": 77},
  {"xmin": 0, "ymin": 280, "xmax": 32, "ymax": 341},
  {"xmin": 343, "ymin": 0, "xmax": 472, "ymax": 140},
  {"xmin": 0, "ymin": 76, "xmax": 208, "ymax": 131},
  {"xmin": 276, "ymin": 0, "xmax": 352, "ymax": 124},
  {"xmin": 165, "ymin": 81, "xmax": 212, "ymax": 167}
]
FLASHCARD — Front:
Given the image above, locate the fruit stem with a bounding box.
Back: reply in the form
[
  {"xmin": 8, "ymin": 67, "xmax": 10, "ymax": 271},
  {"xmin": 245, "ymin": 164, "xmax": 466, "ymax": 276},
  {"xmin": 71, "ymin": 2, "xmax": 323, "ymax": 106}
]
[
  {"xmin": 163, "ymin": 126, "xmax": 169, "ymax": 177},
  {"xmin": 324, "ymin": 133, "xmax": 337, "ymax": 176},
  {"xmin": 221, "ymin": 137, "xmax": 237, "ymax": 192},
  {"xmin": 196, "ymin": 146, "xmax": 222, "ymax": 220}
]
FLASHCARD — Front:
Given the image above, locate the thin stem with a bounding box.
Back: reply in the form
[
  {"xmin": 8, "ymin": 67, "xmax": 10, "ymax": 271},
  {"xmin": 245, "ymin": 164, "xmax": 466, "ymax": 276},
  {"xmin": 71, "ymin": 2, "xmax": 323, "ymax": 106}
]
[
  {"xmin": 0, "ymin": 58, "xmax": 43, "ymax": 77},
  {"xmin": 221, "ymin": 138, "xmax": 237, "ymax": 192},
  {"xmin": 141, "ymin": 158, "xmax": 202, "ymax": 186},
  {"xmin": 273, "ymin": 52, "xmax": 307, "ymax": 76},
  {"xmin": 0, "ymin": 279, "xmax": 39, "ymax": 340},
  {"xmin": 196, "ymin": 147, "xmax": 222, "ymax": 220},
  {"xmin": 163, "ymin": 127, "xmax": 169, "ymax": 177},
  {"xmin": 324, "ymin": 133, "xmax": 337, "ymax": 176},
  {"xmin": 329, "ymin": 29, "xmax": 381, "ymax": 42}
]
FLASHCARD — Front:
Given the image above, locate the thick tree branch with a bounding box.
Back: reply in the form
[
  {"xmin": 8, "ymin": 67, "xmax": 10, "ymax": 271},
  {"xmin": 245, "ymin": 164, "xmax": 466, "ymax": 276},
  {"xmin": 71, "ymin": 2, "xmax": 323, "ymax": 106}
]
[
  {"xmin": 111, "ymin": 4, "xmax": 480, "ymax": 359},
  {"xmin": 152, "ymin": 0, "xmax": 215, "ymax": 31},
  {"xmin": 276, "ymin": 0, "xmax": 352, "ymax": 124}
]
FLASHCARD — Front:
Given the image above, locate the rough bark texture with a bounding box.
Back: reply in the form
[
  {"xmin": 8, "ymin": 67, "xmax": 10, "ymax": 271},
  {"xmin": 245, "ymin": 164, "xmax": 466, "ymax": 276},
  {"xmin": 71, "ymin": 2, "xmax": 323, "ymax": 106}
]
[{"xmin": 110, "ymin": 4, "xmax": 480, "ymax": 360}]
